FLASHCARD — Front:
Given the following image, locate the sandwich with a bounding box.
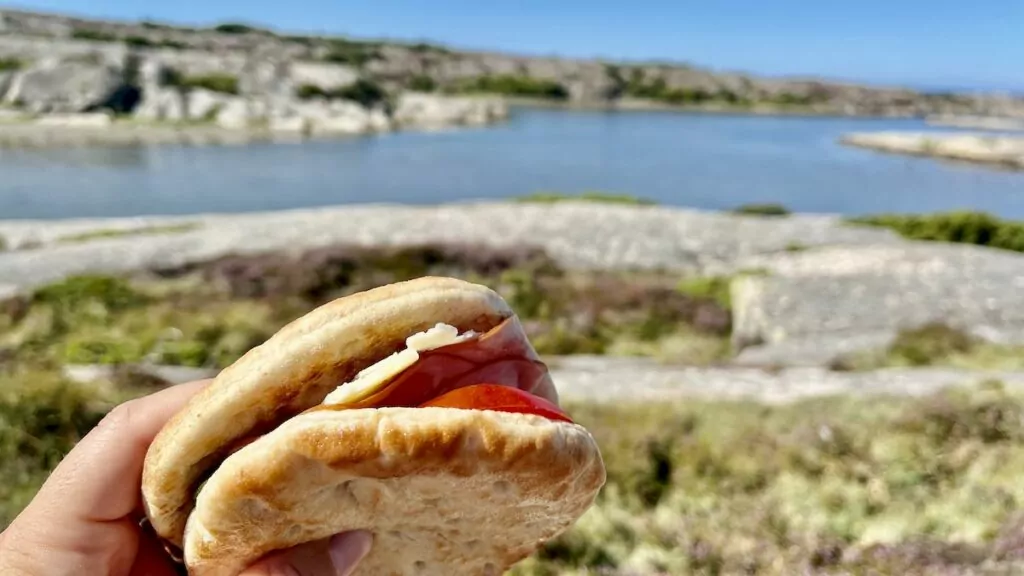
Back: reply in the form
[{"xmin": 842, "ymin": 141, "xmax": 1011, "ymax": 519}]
[{"xmin": 141, "ymin": 276, "xmax": 606, "ymax": 576}]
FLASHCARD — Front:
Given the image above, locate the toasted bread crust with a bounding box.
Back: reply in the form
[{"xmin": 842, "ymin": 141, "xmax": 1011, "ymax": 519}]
[
  {"xmin": 143, "ymin": 277, "xmax": 517, "ymax": 546},
  {"xmin": 184, "ymin": 407, "xmax": 606, "ymax": 576}
]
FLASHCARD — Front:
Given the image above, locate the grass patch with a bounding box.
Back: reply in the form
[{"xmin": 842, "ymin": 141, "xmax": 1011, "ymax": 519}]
[
  {"xmin": 515, "ymin": 191, "xmax": 656, "ymax": 206},
  {"xmin": 511, "ymin": 384, "xmax": 1024, "ymax": 575},
  {"xmin": 0, "ymin": 369, "xmax": 115, "ymax": 526},
  {"xmin": 848, "ymin": 211, "xmax": 1024, "ymax": 253},
  {"xmin": 733, "ymin": 203, "xmax": 791, "ymax": 217},
  {"xmin": 295, "ymin": 79, "xmax": 388, "ymax": 107},
  {"xmin": 156, "ymin": 39, "xmax": 189, "ymax": 50},
  {"xmin": 7, "ymin": 377, "xmax": 1017, "ymax": 570},
  {"xmin": 677, "ymin": 276, "xmax": 733, "ymax": 310},
  {"xmin": 5, "ymin": 256, "xmax": 1024, "ymax": 573},
  {"xmin": 71, "ymin": 29, "xmax": 119, "ymax": 43},
  {"xmin": 4, "ymin": 274, "xmax": 277, "ymax": 370},
  {"xmin": 769, "ymin": 92, "xmax": 818, "ymax": 106},
  {"xmin": 407, "ymin": 75, "xmax": 437, "ymax": 92},
  {"xmin": 56, "ymin": 223, "xmax": 200, "ymax": 245},
  {"xmin": 0, "ymin": 58, "xmax": 23, "ymax": 72},
  {"xmin": 408, "ymin": 42, "xmax": 451, "ymax": 55},
  {"xmin": 321, "ymin": 39, "xmax": 382, "ymax": 67},
  {"xmin": 832, "ymin": 322, "xmax": 1024, "ymax": 371},
  {"xmin": 1, "ymin": 245, "xmax": 731, "ymax": 370},
  {"xmin": 452, "ymin": 75, "xmax": 570, "ymax": 100},
  {"xmin": 604, "ymin": 67, "xmax": 764, "ymax": 108},
  {"xmin": 123, "ymin": 35, "xmax": 155, "ymax": 49},
  {"xmin": 214, "ymin": 23, "xmax": 268, "ymax": 35},
  {"xmin": 32, "ymin": 275, "xmax": 149, "ymax": 312},
  {"xmin": 168, "ymin": 73, "xmax": 239, "ymax": 95}
]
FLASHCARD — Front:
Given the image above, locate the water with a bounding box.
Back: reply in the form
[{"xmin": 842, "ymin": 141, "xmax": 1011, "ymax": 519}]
[{"xmin": 1, "ymin": 107, "xmax": 1023, "ymax": 220}]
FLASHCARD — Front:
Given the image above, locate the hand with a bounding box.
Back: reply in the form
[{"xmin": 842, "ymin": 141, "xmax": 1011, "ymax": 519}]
[{"xmin": 0, "ymin": 379, "xmax": 372, "ymax": 576}]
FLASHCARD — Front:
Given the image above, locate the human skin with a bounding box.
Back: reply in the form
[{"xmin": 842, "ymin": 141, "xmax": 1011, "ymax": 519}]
[{"xmin": 0, "ymin": 379, "xmax": 371, "ymax": 576}]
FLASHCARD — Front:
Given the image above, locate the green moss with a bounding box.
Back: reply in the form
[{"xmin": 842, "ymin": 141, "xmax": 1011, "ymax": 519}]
[
  {"xmin": 888, "ymin": 323, "xmax": 977, "ymax": 366},
  {"xmin": 11, "ymin": 249, "xmax": 735, "ymax": 370},
  {"xmin": 733, "ymin": 203, "xmax": 791, "ymax": 217},
  {"xmin": 848, "ymin": 211, "xmax": 1024, "ymax": 253},
  {"xmin": 532, "ymin": 324, "xmax": 609, "ymax": 356},
  {"xmin": 32, "ymin": 275, "xmax": 147, "ymax": 312},
  {"xmin": 0, "ymin": 58, "xmax": 23, "ymax": 72},
  {"xmin": 56, "ymin": 223, "xmax": 200, "ymax": 244},
  {"xmin": 8, "ymin": 245, "xmax": 735, "ymax": 376},
  {"xmin": 606, "ymin": 328, "xmax": 732, "ymax": 365},
  {"xmin": 61, "ymin": 333, "xmax": 144, "ymax": 364},
  {"xmin": 832, "ymin": 323, "xmax": 1024, "ymax": 372},
  {"xmin": 14, "ymin": 275, "xmax": 280, "ymax": 369},
  {"xmin": 677, "ymin": 276, "xmax": 732, "ymax": 310},
  {"xmin": 515, "ymin": 191, "xmax": 656, "ymax": 205}
]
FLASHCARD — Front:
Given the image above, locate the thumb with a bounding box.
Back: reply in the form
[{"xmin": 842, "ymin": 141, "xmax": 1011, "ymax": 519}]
[{"xmin": 240, "ymin": 531, "xmax": 373, "ymax": 576}]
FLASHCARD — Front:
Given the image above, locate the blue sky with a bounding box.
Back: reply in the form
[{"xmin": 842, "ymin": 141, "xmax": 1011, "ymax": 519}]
[{"xmin": 8, "ymin": 0, "xmax": 1024, "ymax": 91}]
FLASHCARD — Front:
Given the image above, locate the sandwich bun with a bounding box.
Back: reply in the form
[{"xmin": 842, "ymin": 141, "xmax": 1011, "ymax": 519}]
[{"xmin": 141, "ymin": 276, "xmax": 606, "ymax": 575}]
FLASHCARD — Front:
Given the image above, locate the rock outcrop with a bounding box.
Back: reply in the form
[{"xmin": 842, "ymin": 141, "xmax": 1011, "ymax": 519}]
[
  {"xmin": 840, "ymin": 132, "xmax": 1024, "ymax": 170},
  {"xmin": 727, "ymin": 243, "xmax": 1024, "ymax": 366},
  {"xmin": 3, "ymin": 59, "xmax": 124, "ymax": 112},
  {"xmin": 0, "ymin": 47, "xmax": 509, "ymax": 140},
  {"xmin": 393, "ymin": 92, "xmax": 507, "ymax": 128}
]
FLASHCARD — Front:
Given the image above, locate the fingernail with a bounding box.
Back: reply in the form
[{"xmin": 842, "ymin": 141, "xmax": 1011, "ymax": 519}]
[{"xmin": 329, "ymin": 531, "xmax": 373, "ymax": 576}]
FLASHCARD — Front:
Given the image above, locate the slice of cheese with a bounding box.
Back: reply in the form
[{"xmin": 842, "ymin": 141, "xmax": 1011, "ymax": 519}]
[{"xmin": 322, "ymin": 323, "xmax": 476, "ymax": 406}]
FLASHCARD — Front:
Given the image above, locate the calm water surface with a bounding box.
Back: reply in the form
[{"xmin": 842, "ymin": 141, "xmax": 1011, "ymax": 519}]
[{"xmin": 1, "ymin": 107, "xmax": 1023, "ymax": 220}]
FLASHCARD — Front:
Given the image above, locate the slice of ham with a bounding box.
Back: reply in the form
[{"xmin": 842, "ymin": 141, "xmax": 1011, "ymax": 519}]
[
  {"xmin": 315, "ymin": 317, "xmax": 554, "ymax": 411},
  {"xmin": 219, "ymin": 318, "xmax": 554, "ymax": 462}
]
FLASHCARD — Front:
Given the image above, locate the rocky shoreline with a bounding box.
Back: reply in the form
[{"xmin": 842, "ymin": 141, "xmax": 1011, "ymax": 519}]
[
  {"xmin": 4, "ymin": 201, "xmax": 1024, "ymax": 371},
  {"xmin": 840, "ymin": 131, "xmax": 1024, "ymax": 170},
  {"xmin": 0, "ymin": 92, "xmax": 508, "ymax": 148}
]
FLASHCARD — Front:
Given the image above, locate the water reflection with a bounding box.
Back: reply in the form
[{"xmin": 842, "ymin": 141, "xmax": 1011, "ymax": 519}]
[{"xmin": 0, "ymin": 108, "xmax": 1022, "ymax": 220}]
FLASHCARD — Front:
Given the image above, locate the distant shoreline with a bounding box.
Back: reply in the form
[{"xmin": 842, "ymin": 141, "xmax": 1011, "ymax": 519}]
[
  {"xmin": 3, "ymin": 6, "xmax": 1023, "ymax": 131},
  {"xmin": 0, "ymin": 102, "xmax": 921, "ymax": 150},
  {"xmin": 505, "ymin": 97, "xmax": 920, "ymax": 120}
]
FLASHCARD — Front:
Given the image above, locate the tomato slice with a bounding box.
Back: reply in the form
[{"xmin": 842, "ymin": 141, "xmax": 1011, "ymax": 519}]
[{"xmin": 419, "ymin": 384, "xmax": 574, "ymax": 423}]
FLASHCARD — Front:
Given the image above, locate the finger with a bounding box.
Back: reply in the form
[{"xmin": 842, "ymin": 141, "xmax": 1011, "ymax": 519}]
[
  {"xmin": 240, "ymin": 531, "xmax": 373, "ymax": 576},
  {"xmin": 25, "ymin": 378, "xmax": 211, "ymax": 524}
]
